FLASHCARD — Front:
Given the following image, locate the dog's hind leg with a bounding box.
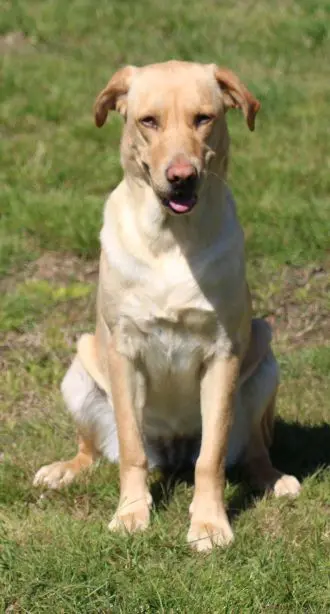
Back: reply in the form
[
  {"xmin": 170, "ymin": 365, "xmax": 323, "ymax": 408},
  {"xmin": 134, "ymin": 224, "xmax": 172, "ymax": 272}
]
[
  {"xmin": 33, "ymin": 352, "xmax": 119, "ymax": 489},
  {"xmin": 239, "ymin": 323, "xmax": 301, "ymax": 497},
  {"xmin": 33, "ymin": 432, "xmax": 96, "ymax": 489},
  {"xmin": 243, "ymin": 380, "xmax": 301, "ymax": 497},
  {"xmin": 227, "ymin": 319, "xmax": 301, "ymax": 497}
]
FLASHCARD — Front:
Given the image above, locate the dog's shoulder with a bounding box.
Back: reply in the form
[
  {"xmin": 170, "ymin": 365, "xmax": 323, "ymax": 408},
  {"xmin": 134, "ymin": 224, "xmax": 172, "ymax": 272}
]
[{"xmin": 100, "ymin": 183, "xmax": 150, "ymax": 285}]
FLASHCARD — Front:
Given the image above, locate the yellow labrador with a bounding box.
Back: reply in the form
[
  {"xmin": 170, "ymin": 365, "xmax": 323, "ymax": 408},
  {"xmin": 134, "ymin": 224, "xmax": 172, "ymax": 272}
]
[{"xmin": 34, "ymin": 61, "xmax": 300, "ymax": 551}]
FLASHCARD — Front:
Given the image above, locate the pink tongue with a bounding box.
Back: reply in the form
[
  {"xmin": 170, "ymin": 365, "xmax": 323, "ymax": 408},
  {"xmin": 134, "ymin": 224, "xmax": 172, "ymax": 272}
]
[{"xmin": 169, "ymin": 200, "xmax": 192, "ymax": 213}]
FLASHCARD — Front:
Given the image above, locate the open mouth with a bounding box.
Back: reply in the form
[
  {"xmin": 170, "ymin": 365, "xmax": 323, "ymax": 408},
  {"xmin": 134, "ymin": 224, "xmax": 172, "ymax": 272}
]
[{"xmin": 162, "ymin": 195, "xmax": 197, "ymax": 215}]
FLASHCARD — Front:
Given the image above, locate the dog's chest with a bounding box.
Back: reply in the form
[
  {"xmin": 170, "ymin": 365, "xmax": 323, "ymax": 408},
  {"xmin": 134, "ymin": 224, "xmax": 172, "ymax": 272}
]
[
  {"xmin": 101, "ymin": 190, "xmax": 246, "ymax": 364},
  {"xmin": 116, "ymin": 245, "xmax": 243, "ymax": 372},
  {"xmin": 101, "ymin": 210, "xmax": 246, "ymax": 437}
]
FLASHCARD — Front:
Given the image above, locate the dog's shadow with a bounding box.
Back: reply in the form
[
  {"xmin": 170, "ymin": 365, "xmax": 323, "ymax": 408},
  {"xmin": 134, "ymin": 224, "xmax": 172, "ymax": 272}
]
[{"xmin": 151, "ymin": 419, "xmax": 330, "ymax": 519}]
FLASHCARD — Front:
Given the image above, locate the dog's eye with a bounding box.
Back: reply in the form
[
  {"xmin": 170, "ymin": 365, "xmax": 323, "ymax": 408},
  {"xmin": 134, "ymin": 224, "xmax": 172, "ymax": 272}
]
[
  {"xmin": 194, "ymin": 114, "xmax": 214, "ymax": 127},
  {"xmin": 139, "ymin": 116, "xmax": 158, "ymax": 129}
]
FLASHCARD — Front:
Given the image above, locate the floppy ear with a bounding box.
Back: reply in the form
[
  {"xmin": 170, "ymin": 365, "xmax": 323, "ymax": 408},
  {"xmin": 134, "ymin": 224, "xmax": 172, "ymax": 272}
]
[
  {"xmin": 214, "ymin": 66, "xmax": 260, "ymax": 131},
  {"xmin": 94, "ymin": 66, "xmax": 136, "ymax": 127}
]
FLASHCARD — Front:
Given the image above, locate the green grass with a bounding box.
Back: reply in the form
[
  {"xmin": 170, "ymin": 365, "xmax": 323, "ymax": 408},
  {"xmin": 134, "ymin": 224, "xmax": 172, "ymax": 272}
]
[{"xmin": 1, "ymin": 0, "xmax": 330, "ymax": 612}]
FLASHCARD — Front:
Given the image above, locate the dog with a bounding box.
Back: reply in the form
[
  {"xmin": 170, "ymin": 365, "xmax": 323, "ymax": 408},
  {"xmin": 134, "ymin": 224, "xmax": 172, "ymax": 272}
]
[{"xmin": 34, "ymin": 61, "xmax": 301, "ymax": 551}]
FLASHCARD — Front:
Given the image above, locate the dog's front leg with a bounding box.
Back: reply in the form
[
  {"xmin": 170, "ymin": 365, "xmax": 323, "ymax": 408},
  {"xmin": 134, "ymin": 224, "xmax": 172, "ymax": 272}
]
[
  {"xmin": 106, "ymin": 342, "xmax": 151, "ymax": 533},
  {"xmin": 188, "ymin": 353, "xmax": 239, "ymax": 551}
]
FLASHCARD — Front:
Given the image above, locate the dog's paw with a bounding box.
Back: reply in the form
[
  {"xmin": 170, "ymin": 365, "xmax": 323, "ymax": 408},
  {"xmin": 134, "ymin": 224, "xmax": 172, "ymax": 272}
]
[
  {"xmin": 108, "ymin": 494, "xmax": 152, "ymax": 534},
  {"xmin": 273, "ymin": 474, "xmax": 301, "ymax": 498},
  {"xmin": 187, "ymin": 515, "xmax": 234, "ymax": 552},
  {"xmin": 33, "ymin": 461, "xmax": 76, "ymax": 490}
]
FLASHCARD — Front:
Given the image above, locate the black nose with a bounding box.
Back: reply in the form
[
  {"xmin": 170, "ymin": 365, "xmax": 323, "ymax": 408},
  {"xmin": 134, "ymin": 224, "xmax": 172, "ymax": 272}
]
[
  {"xmin": 167, "ymin": 172, "xmax": 198, "ymax": 200},
  {"xmin": 169, "ymin": 173, "xmax": 198, "ymax": 194}
]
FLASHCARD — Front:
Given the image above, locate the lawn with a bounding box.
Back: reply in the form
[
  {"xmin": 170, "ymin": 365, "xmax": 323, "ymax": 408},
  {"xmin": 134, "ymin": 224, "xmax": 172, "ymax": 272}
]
[{"xmin": 1, "ymin": 0, "xmax": 330, "ymax": 612}]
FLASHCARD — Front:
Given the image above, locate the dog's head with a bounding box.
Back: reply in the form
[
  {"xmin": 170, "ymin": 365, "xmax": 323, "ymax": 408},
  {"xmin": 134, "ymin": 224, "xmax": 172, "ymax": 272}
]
[{"xmin": 94, "ymin": 61, "xmax": 260, "ymax": 215}]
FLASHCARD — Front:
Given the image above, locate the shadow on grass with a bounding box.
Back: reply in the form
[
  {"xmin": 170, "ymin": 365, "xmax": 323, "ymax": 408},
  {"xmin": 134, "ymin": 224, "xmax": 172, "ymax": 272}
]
[
  {"xmin": 151, "ymin": 418, "xmax": 330, "ymax": 518},
  {"xmin": 271, "ymin": 418, "xmax": 330, "ymax": 481}
]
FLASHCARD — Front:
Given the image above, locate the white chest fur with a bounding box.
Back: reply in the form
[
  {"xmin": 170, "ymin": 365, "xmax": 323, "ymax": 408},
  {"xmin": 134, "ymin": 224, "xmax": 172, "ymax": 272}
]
[{"xmin": 100, "ymin": 188, "xmax": 246, "ymax": 438}]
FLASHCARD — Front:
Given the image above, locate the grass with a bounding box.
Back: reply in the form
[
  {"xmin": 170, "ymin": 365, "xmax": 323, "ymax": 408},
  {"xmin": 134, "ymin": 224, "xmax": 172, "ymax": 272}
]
[{"xmin": 0, "ymin": 0, "xmax": 330, "ymax": 612}]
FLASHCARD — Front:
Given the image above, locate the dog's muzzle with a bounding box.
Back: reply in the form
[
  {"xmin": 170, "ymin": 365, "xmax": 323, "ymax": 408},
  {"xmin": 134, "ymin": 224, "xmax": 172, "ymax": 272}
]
[{"xmin": 163, "ymin": 161, "xmax": 198, "ymax": 215}]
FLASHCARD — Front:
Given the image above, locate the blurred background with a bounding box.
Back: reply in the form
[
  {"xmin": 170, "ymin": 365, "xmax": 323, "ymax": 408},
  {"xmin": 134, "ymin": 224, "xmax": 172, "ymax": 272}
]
[{"xmin": 1, "ymin": 2, "xmax": 329, "ymax": 612}]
